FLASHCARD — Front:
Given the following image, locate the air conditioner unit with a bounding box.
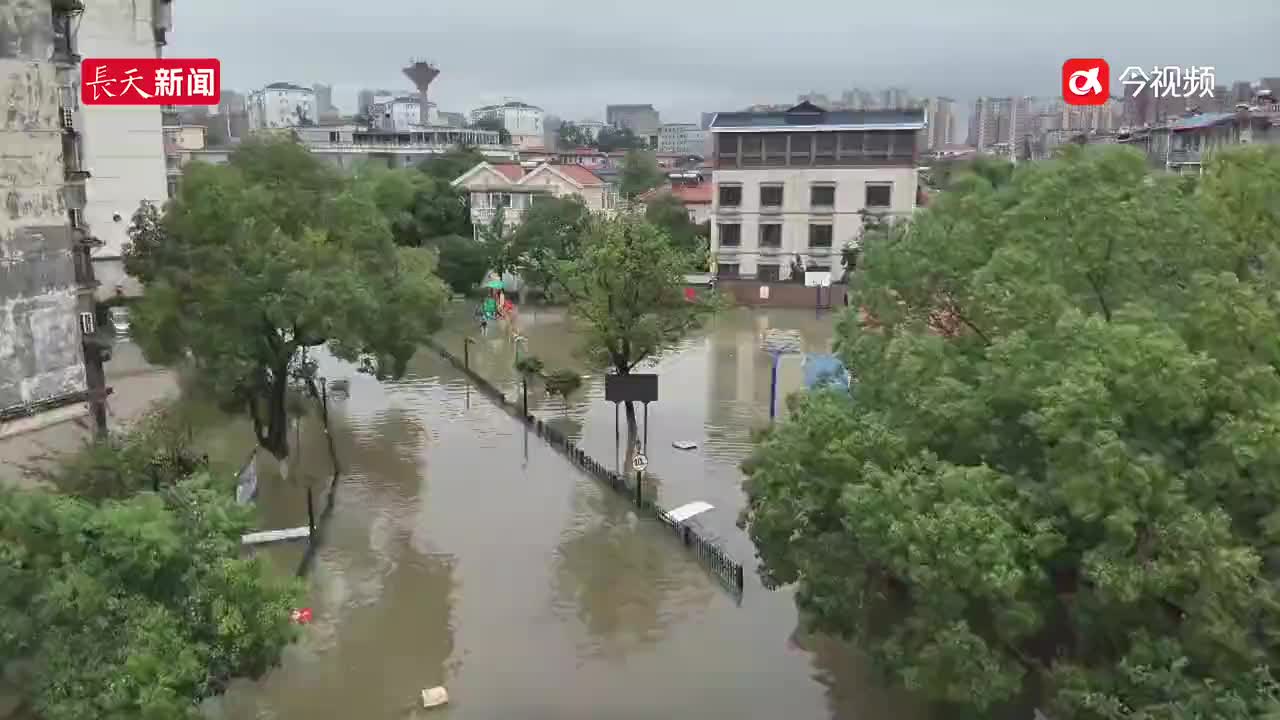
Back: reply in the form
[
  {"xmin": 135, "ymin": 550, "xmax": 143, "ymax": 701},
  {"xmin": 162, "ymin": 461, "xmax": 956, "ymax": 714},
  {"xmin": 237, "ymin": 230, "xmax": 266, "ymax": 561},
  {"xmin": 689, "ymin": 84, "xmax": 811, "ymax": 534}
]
[
  {"xmin": 79, "ymin": 312, "xmax": 95, "ymax": 335},
  {"xmin": 61, "ymin": 108, "xmax": 75, "ymax": 131}
]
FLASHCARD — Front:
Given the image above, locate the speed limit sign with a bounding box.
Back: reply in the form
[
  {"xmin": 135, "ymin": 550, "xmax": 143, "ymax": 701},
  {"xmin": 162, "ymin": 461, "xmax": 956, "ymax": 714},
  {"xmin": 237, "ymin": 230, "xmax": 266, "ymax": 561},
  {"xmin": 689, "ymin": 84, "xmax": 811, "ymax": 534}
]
[{"xmin": 632, "ymin": 453, "xmax": 649, "ymax": 472}]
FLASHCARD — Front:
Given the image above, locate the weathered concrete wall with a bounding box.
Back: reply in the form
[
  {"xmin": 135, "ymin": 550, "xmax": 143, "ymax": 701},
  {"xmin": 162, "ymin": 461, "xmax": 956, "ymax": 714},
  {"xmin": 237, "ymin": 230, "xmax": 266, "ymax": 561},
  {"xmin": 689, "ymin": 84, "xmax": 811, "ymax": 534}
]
[
  {"xmin": 78, "ymin": 0, "xmax": 167, "ymax": 274},
  {"xmin": 0, "ymin": 3, "xmax": 89, "ymax": 416}
]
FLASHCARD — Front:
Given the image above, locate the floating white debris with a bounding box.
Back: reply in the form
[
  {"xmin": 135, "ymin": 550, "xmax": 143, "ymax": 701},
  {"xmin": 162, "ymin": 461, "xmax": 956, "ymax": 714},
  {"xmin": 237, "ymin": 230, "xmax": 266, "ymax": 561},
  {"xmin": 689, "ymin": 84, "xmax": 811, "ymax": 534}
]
[
  {"xmin": 241, "ymin": 526, "xmax": 310, "ymax": 546},
  {"xmin": 422, "ymin": 686, "xmax": 449, "ymax": 709},
  {"xmin": 672, "ymin": 440, "xmax": 698, "ymax": 450},
  {"xmin": 664, "ymin": 501, "xmax": 714, "ymax": 524}
]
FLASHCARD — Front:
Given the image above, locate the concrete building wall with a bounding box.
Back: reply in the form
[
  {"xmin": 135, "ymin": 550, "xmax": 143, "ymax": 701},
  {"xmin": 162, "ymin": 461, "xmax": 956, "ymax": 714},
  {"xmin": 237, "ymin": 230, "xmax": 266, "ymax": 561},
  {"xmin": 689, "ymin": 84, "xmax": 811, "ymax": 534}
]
[
  {"xmin": 710, "ymin": 165, "xmax": 916, "ymax": 278},
  {"xmin": 247, "ymin": 86, "xmax": 316, "ymax": 130},
  {"xmin": 0, "ymin": 1, "xmax": 91, "ymax": 418},
  {"xmin": 77, "ymin": 0, "xmax": 168, "ymax": 298}
]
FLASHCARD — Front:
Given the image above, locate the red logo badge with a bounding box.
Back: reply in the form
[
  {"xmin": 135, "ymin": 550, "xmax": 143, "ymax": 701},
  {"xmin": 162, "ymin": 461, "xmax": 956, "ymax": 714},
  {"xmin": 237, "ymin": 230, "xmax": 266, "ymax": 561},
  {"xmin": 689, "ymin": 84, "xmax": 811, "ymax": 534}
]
[
  {"xmin": 81, "ymin": 58, "xmax": 221, "ymax": 106},
  {"xmin": 1062, "ymin": 58, "xmax": 1110, "ymax": 106}
]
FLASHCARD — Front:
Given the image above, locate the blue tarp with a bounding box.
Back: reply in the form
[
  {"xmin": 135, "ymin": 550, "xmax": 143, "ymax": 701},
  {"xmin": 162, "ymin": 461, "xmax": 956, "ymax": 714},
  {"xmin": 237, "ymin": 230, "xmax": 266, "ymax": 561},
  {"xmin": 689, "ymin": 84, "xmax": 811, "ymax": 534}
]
[{"xmin": 803, "ymin": 354, "xmax": 850, "ymax": 391}]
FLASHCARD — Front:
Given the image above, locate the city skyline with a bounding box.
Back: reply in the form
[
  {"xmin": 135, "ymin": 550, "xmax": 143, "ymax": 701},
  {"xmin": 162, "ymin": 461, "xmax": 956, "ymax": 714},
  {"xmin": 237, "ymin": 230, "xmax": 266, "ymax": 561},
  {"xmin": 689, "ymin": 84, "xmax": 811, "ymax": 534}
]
[{"xmin": 167, "ymin": 0, "xmax": 1275, "ymax": 129}]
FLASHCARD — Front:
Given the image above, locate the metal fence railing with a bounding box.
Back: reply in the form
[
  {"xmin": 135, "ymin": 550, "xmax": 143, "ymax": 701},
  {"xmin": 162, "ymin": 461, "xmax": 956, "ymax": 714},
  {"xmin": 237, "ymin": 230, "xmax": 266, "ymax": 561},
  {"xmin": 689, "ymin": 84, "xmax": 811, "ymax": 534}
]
[{"xmin": 424, "ymin": 337, "xmax": 746, "ymax": 599}]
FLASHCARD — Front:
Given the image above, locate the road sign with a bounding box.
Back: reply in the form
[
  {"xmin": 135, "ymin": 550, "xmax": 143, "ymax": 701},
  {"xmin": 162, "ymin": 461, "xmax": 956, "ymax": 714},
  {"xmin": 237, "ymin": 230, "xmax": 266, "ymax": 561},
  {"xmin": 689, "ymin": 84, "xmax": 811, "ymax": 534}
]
[{"xmin": 632, "ymin": 453, "xmax": 649, "ymax": 472}]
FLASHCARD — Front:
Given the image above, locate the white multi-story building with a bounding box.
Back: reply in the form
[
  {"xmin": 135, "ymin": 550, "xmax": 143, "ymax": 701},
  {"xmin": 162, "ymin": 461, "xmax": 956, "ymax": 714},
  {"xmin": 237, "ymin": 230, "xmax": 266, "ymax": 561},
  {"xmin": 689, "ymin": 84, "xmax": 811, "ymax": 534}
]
[
  {"xmin": 293, "ymin": 125, "xmax": 515, "ymax": 170},
  {"xmin": 247, "ymin": 82, "xmax": 316, "ymax": 130},
  {"xmin": 708, "ymin": 102, "xmax": 925, "ymax": 281},
  {"xmin": 470, "ymin": 101, "xmax": 545, "ymax": 150},
  {"xmin": 924, "ymin": 97, "xmax": 956, "ymax": 150},
  {"xmin": 369, "ymin": 96, "xmax": 422, "ymax": 131},
  {"xmin": 658, "ymin": 123, "xmax": 708, "ymax": 155},
  {"xmin": 576, "ymin": 120, "xmax": 607, "ymax": 142},
  {"xmin": 76, "ymin": 0, "xmax": 173, "ymax": 299}
]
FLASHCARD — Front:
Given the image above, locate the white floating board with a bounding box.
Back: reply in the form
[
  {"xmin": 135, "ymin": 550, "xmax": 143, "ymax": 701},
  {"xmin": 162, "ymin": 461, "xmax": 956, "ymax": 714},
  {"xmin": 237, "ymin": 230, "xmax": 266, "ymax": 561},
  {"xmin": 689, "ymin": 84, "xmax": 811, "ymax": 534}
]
[
  {"xmin": 664, "ymin": 501, "xmax": 714, "ymax": 524},
  {"xmin": 242, "ymin": 526, "xmax": 311, "ymax": 546},
  {"xmin": 672, "ymin": 440, "xmax": 698, "ymax": 450}
]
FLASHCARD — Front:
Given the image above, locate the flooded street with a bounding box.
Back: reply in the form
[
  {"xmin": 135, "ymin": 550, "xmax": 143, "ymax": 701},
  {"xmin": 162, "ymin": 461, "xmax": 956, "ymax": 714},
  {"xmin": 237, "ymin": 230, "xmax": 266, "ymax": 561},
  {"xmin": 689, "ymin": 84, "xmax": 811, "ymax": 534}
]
[{"xmin": 213, "ymin": 307, "xmax": 932, "ymax": 719}]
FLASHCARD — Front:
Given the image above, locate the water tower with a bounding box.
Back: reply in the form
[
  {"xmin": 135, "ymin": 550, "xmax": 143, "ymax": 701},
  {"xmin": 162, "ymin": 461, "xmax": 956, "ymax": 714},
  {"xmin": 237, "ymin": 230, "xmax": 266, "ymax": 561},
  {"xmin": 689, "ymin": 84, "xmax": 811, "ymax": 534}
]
[{"xmin": 402, "ymin": 59, "xmax": 440, "ymax": 122}]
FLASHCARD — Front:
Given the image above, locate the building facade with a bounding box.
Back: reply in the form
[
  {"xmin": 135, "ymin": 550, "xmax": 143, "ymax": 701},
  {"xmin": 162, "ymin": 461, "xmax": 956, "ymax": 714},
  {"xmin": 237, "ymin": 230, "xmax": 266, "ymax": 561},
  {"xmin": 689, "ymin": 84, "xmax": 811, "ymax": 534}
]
[
  {"xmin": 370, "ymin": 96, "xmax": 422, "ymax": 132},
  {"xmin": 452, "ymin": 162, "xmax": 616, "ymax": 235},
  {"xmin": 606, "ymin": 104, "xmax": 660, "ymax": 146},
  {"xmin": 247, "ymin": 82, "xmax": 316, "ymax": 130},
  {"xmin": 657, "ymin": 123, "xmax": 708, "ymax": 155},
  {"xmin": 470, "ymin": 101, "xmax": 545, "ymax": 150},
  {"xmin": 293, "ymin": 124, "xmax": 514, "ymax": 170},
  {"xmin": 1, "ymin": 0, "xmax": 109, "ymax": 437},
  {"xmin": 77, "ymin": 0, "xmax": 172, "ymax": 299},
  {"xmin": 709, "ymin": 102, "xmax": 924, "ymax": 282}
]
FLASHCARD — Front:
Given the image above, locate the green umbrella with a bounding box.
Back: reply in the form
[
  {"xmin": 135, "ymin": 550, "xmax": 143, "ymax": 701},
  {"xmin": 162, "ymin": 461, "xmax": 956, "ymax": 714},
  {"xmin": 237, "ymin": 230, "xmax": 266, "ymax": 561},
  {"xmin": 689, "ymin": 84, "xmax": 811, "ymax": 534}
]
[{"xmin": 485, "ymin": 279, "xmax": 505, "ymax": 290}]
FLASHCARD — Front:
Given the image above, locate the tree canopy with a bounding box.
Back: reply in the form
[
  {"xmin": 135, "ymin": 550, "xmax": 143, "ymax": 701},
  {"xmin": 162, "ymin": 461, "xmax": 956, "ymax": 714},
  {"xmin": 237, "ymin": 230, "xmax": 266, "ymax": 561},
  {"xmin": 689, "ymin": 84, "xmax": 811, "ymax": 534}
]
[
  {"xmin": 596, "ymin": 126, "xmax": 642, "ymax": 153},
  {"xmin": 644, "ymin": 192, "xmax": 710, "ymax": 269},
  {"xmin": 619, "ymin": 150, "xmax": 665, "ymax": 199},
  {"xmin": 741, "ymin": 145, "xmax": 1280, "ymax": 718},
  {"xmin": 558, "ymin": 214, "xmax": 717, "ymax": 384},
  {"xmin": 500, "ymin": 195, "xmax": 592, "ymax": 296},
  {"xmin": 418, "ymin": 146, "xmax": 486, "ymax": 182},
  {"xmin": 125, "ymin": 138, "xmax": 448, "ymax": 459},
  {"xmin": 557, "ymin": 122, "xmax": 591, "ymax": 149},
  {"xmin": 355, "ymin": 161, "xmax": 471, "ymax": 245},
  {"xmin": 0, "ymin": 428, "xmax": 300, "ymax": 720}
]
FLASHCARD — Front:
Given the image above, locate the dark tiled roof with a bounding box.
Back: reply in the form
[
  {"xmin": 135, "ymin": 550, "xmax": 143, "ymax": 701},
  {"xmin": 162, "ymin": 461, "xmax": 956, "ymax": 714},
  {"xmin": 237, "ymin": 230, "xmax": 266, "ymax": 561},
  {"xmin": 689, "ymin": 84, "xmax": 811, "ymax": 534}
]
[
  {"xmin": 711, "ymin": 103, "xmax": 926, "ymax": 130},
  {"xmin": 265, "ymin": 82, "xmax": 311, "ymax": 91}
]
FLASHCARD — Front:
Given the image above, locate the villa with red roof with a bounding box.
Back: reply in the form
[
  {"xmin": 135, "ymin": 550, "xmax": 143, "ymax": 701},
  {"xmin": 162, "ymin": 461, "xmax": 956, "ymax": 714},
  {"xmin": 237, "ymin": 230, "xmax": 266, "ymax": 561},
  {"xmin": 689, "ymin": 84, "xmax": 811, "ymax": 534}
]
[
  {"xmin": 637, "ymin": 182, "xmax": 713, "ymax": 225},
  {"xmin": 451, "ymin": 161, "xmax": 618, "ymax": 238}
]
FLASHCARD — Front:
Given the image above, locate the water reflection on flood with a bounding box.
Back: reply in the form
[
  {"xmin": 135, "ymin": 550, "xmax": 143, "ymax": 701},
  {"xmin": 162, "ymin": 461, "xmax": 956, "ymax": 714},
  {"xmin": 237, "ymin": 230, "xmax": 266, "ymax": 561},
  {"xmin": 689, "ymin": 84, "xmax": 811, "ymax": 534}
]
[{"xmin": 214, "ymin": 308, "xmax": 933, "ymax": 720}]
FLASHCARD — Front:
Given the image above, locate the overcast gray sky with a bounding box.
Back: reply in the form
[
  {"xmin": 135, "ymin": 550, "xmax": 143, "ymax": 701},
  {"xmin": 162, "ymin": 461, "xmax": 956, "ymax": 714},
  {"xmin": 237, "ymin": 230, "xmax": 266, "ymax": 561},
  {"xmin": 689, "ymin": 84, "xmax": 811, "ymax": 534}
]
[{"xmin": 170, "ymin": 0, "xmax": 1279, "ymax": 125}]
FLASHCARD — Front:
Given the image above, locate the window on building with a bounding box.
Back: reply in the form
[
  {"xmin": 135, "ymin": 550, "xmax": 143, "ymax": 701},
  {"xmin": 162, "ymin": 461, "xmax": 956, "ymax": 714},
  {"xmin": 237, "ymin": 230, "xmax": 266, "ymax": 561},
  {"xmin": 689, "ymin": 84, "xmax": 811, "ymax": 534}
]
[
  {"xmin": 166, "ymin": 179, "xmax": 179, "ymax": 200},
  {"xmin": 758, "ymin": 264, "xmax": 781, "ymax": 281},
  {"xmin": 760, "ymin": 185, "xmax": 783, "ymax": 208},
  {"xmin": 810, "ymin": 184, "xmax": 835, "ymax": 208},
  {"xmin": 764, "ymin": 134, "xmax": 787, "ymax": 163},
  {"xmin": 759, "ymin": 223, "xmax": 782, "ymax": 247},
  {"xmin": 865, "ymin": 131, "xmax": 890, "ymax": 155},
  {"xmin": 719, "ymin": 185, "xmax": 742, "ymax": 207},
  {"xmin": 717, "ymin": 263, "xmax": 740, "ymax": 279},
  {"xmin": 789, "ymin": 133, "xmax": 813, "ymax": 165},
  {"xmin": 838, "ymin": 131, "xmax": 865, "ymax": 158},
  {"xmin": 809, "ymin": 224, "xmax": 834, "ymax": 247},
  {"xmin": 815, "ymin": 133, "xmax": 838, "ymax": 165},
  {"xmin": 718, "ymin": 223, "xmax": 741, "ymax": 246},
  {"xmin": 741, "ymin": 135, "xmax": 763, "ymax": 167},
  {"xmin": 328, "ymin": 131, "xmax": 339, "ymax": 142},
  {"xmin": 865, "ymin": 183, "xmax": 892, "ymax": 208}
]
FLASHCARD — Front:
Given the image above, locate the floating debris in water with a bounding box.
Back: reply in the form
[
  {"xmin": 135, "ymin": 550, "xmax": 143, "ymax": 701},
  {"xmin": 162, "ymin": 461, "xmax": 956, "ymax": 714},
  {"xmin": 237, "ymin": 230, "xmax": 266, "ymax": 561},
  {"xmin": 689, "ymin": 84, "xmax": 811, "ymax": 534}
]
[
  {"xmin": 421, "ymin": 686, "xmax": 449, "ymax": 709},
  {"xmin": 672, "ymin": 440, "xmax": 698, "ymax": 450}
]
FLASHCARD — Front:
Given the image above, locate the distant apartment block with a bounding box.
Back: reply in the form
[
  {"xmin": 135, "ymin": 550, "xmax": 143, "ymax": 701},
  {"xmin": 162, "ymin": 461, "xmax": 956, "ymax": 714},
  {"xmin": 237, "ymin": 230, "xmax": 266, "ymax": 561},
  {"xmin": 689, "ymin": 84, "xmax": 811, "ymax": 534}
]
[
  {"xmin": 471, "ymin": 101, "xmax": 545, "ymax": 150},
  {"xmin": 606, "ymin": 104, "xmax": 660, "ymax": 146},
  {"xmin": 969, "ymin": 96, "xmax": 1033, "ymax": 155},
  {"xmin": 1118, "ymin": 110, "xmax": 1279, "ymax": 175},
  {"xmin": 708, "ymin": 102, "xmax": 925, "ymax": 282},
  {"xmin": 247, "ymin": 82, "xmax": 317, "ymax": 130},
  {"xmin": 293, "ymin": 125, "xmax": 514, "ymax": 170},
  {"xmin": 925, "ymin": 97, "xmax": 956, "ymax": 150},
  {"xmin": 657, "ymin": 123, "xmax": 708, "ymax": 155}
]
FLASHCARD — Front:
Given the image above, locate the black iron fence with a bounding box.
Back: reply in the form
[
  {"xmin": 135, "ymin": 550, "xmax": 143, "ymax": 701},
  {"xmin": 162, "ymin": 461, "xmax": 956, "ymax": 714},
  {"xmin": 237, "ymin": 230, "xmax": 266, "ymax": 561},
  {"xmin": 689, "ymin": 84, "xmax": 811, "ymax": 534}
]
[{"xmin": 424, "ymin": 337, "xmax": 746, "ymax": 598}]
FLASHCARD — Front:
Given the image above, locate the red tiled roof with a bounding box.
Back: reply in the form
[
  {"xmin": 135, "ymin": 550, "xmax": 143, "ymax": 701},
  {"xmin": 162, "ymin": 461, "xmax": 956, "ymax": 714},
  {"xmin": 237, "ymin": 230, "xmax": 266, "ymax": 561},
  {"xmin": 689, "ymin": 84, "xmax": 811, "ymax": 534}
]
[
  {"xmin": 556, "ymin": 164, "xmax": 604, "ymax": 186},
  {"xmin": 491, "ymin": 164, "xmax": 525, "ymax": 181},
  {"xmin": 669, "ymin": 183, "xmax": 712, "ymax": 204}
]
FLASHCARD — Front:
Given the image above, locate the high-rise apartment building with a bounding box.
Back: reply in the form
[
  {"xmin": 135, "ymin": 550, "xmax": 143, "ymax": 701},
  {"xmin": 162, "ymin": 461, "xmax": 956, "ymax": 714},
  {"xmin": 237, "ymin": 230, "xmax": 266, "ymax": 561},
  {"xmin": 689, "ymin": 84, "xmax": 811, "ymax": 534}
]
[{"xmin": 925, "ymin": 97, "xmax": 956, "ymax": 150}]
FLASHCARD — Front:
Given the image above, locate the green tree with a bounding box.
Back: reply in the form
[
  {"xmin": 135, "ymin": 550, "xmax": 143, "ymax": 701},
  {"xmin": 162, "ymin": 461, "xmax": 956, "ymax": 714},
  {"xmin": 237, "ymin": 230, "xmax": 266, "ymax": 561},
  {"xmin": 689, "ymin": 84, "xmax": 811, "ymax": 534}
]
[
  {"xmin": 557, "ymin": 122, "xmax": 590, "ymax": 148},
  {"xmin": 124, "ymin": 138, "xmax": 448, "ymax": 461},
  {"xmin": 558, "ymin": 215, "xmax": 718, "ymax": 435},
  {"xmin": 596, "ymin": 126, "xmax": 641, "ymax": 153},
  {"xmin": 0, "ymin": 464, "xmax": 301, "ymax": 719},
  {"xmin": 619, "ymin": 150, "xmax": 664, "ymax": 199},
  {"xmin": 355, "ymin": 163, "xmax": 470, "ymax": 245},
  {"xmin": 740, "ymin": 145, "xmax": 1280, "ymax": 718},
  {"xmin": 432, "ymin": 233, "xmax": 492, "ymax": 295},
  {"xmin": 503, "ymin": 195, "xmax": 592, "ymax": 296},
  {"xmin": 418, "ymin": 146, "xmax": 486, "ymax": 182}
]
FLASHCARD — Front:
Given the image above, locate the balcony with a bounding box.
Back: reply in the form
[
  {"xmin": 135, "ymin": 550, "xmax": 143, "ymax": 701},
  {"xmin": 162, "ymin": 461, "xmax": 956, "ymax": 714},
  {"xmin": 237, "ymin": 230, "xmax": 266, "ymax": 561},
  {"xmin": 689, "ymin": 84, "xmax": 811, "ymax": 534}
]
[
  {"xmin": 72, "ymin": 247, "xmax": 99, "ymax": 291},
  {"xmin": 1167, "ymin": 149, "xmax": 1203, "ymax": 165}
]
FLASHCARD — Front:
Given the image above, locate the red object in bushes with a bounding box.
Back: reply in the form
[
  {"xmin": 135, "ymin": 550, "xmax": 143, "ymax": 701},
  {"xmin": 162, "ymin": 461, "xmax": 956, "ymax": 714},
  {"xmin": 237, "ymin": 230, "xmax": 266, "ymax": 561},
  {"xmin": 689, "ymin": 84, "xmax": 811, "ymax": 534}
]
[
  {"xmin": 291, "ymin": 608, "xmax": 313, "ymax": 624},
  {"xmin": 684, "ymin": 288, "xmax": 696, "ymax": 301}
]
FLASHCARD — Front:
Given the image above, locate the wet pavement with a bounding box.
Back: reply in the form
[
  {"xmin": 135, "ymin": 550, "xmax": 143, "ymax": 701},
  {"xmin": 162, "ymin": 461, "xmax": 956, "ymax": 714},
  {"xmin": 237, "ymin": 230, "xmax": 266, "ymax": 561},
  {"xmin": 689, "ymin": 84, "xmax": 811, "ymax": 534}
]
[{"xmin": 210, "ymin": 306, "xmax": 933, "ymax": 720}]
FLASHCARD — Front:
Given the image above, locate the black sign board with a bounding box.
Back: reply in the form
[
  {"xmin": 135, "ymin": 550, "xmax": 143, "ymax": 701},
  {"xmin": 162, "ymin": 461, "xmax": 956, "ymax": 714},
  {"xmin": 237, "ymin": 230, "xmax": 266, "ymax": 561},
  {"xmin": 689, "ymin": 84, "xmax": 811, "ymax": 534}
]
[{"xmin": 605, "ymin": 373, "xmax": 658, "ymax": 404}]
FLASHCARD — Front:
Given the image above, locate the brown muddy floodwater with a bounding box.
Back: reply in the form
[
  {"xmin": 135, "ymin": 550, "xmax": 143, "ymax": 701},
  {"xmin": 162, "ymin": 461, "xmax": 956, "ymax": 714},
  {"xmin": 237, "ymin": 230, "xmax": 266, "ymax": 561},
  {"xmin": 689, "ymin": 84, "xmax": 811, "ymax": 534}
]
[{"xmin": 209, "ymin": 306, "xmax": 935, "ymax": 720}]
